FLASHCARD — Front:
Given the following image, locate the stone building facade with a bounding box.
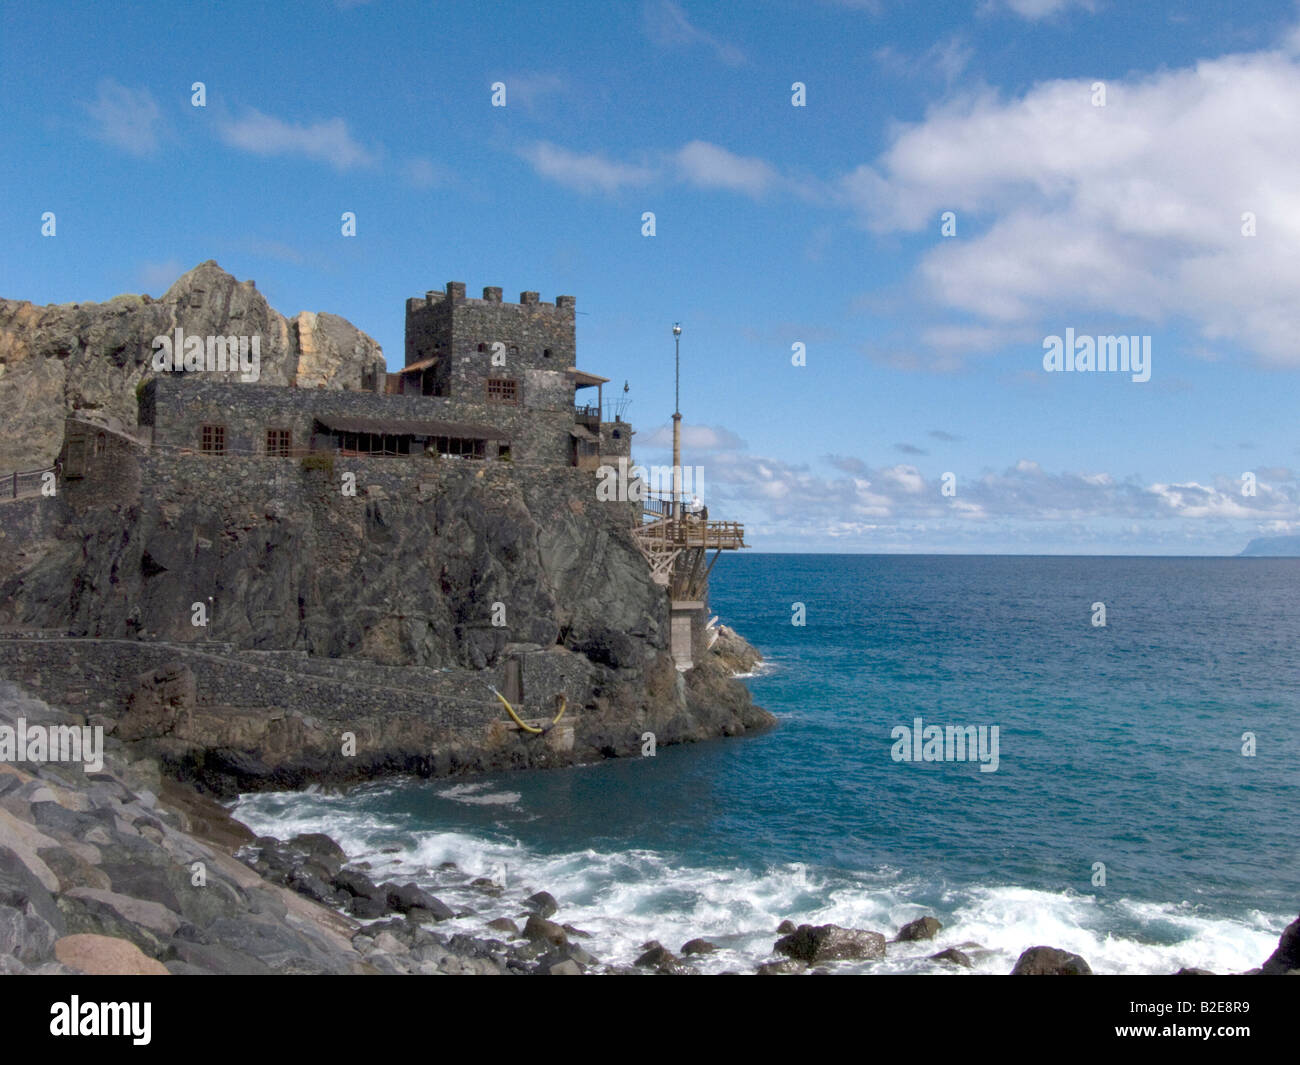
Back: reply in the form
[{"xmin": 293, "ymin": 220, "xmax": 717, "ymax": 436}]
[{"xmin": 136, "ymin": 282, "xmax": 631, "ymax": 470}]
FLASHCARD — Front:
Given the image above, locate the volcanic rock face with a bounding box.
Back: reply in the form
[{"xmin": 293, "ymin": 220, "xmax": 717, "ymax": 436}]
[
  {"xmin": 1260, "ymin": 913, "xmax": 1300, "ymax": 974},
  {"xmin": 0, "ymin": 261, "xmax": 385, "ymax": 472},
  {"xmin": 0, "ymin": 266, "xmax": 772, "ymax": 791}
]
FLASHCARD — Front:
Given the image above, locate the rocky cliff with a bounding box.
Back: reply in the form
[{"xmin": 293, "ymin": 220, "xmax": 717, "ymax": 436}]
[
  {"xmin": 0, "ymin": 265, "xmax": 773, "ymax": 795},
  {"xmin": 0, "ymin": 261, "xmax": 386, "ymax": 473}
]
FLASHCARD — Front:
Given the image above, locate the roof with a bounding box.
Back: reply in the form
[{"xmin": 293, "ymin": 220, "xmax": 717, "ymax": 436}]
[
  {"xmin": 316, "ymin": 414, "xmax": 510, "ymax": 440},
  {"xmin": 398, "ymin": 357, "xmax": 439, "ymax": 374},
  {"xmin": 565, "ymin": 368, "xmax": 609, "ymax": 388},
  {"xmin": 568, "ymin": 425, "xmax": 599, "ymax": 442}
]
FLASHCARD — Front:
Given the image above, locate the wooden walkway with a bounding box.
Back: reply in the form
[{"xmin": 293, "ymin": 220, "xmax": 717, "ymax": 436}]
[{"xmin": 631, "ymin": 512, "xmax": 746, "ymax": 589}]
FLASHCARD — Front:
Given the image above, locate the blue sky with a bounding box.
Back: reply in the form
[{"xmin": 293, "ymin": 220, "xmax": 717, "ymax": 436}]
[{"xmin": 4, "ymin": 0, "xmax": 1299, "ymax": 553}]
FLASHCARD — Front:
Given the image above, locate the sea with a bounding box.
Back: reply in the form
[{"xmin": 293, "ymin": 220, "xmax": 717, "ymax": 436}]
[{"xmin": 234, "ymin": 554, "xmax": 1299, "ymax": 974}]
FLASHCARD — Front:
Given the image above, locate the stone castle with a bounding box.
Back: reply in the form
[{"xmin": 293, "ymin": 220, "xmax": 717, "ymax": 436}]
[
  {"xmin": 124, "ymin": 282, "xmax": 630, "ymax": 471},
  {"xmin": 0, "ymin": 266, "xmax": 766, "ymax": 794}
]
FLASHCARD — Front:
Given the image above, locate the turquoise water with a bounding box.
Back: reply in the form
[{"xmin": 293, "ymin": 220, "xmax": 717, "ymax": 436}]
[{"xmin": 236, "ymin": 554, "xmax": 1299, "ymax": 973}]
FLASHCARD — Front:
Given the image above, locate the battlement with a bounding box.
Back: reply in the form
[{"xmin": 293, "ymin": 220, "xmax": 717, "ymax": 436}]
[{"xmin": 410, "ymin": 283, "xmax": 575, "ymax": 313}]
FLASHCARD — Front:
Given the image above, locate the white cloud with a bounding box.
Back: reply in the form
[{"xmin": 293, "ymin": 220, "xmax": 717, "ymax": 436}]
[
  {"xmin": 642, "ymin": 423, "xmax": 748, "ymax": 452},
  {"xmin": 701, "ymin": 451, "xmax": 1300, "ymax": 534},
  {"xmin": 216, "ymin": 109, "xmax": 376, "ymax": 170},
  {"xmin": 874, "ymin": 35, "xmax": 973, "ymax": 84},
  {"xmin": 497, "ymin": 73, "xmax": 566, "ymax": 110},
  {"xmin": 841, "ymin": 39, "xmax": 1300, "ymax": 365},
  {"xmin": 522, "ymin": 138, "xmax": 820, "ymax": 202},
  {"xmin": 83, "ymin": 80, "xmax": 162, "ymax": 156},
  {"xmin": 400, "ymin": 157, "xmax": 446, "ymax": 189},
  {"xmin": 983, "ymin": 0, "xmax": 1098, "ymax": 18},
  {"xmin": 518, "ymin": 142, "xmax": 657, "ymax": 194},
  {"xmin": 641, "ymin": 0, "xmax": 744, "ymax": 66},
  {"xmin": 675, "ymin": 141, "xmax": 779, "ymax": 198}
]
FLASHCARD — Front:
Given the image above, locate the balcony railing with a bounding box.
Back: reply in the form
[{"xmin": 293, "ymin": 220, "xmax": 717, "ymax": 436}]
[{"xmin": 574, "ymin": 404, "xmax": 601, "ymax": 429}]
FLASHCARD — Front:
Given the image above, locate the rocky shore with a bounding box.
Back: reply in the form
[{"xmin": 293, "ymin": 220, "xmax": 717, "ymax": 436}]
[{"xmin": 4, "ymin": 677, "xmax": 1296, "ymax": 976}]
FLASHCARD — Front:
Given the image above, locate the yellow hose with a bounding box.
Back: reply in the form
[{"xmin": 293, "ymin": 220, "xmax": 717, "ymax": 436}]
[{"xmin": 494, "ymin": 691, "xmax": 566, "ymax": 734}]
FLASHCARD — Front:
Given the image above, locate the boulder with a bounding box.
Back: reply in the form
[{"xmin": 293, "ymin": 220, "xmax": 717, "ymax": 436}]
[
  {"xmin": 776, "ymin": 919, "xmax": 797, "ymax": 934},
  {"xmin": 681, "ymin": 937, "xmax": 717, "ymax": 955},
  {"xmin": 288, "ymin": 870, "xmax": 343, "ymax": 906},
  {"xmin": 929, "ymin": 948, "xmax": 972, "ymax": 968},
  {"xmin": 333, "ymin": 868, "xmax": 384, "ymax": 901},
  {"xmin": 167, "ymin": 939, "xmax": 273, "ymax": 975},
  {"xmin": 524, "ymin": 890, "xmax": 558, "ymax": 918},
  {"xmin": 775, "ymin": 923, "xmax": 887, "ymax": 963},
  {"xmin": 1010, "ymin": 946, "xmax": 1093, "ymax": 975},
  {"xmin": 54, "ymin": 933, "xmax": 170, "ymax": 975},
  {"xmin": 0, "ymin": 902, "xmax": 60, "ymax": 964},
  {"xmin": 539, "ymin": 956, "xmax": 582, "ymax": 975},
  {"xmin": 288, "ymin": 833, "xmax": 347, "ymax": 876},
  {"xmin": 384, "ymin": 882, "xmax": 453, "ymax": 920},
  {"xmin": 522, "ymin": 914, "xmax": 567, "ymax": 947},
  {"xmin": 1261, "ymin": 913, "xmax": 1300, "ymax": 975},
  {"xmin": 0, "ymin": 844, "xmax": 64, "ymax": 934},
  {"xmin": 896, "ymin": 915, "xmax": 942, "ymax": 942},
  {"xmin": 346, "ymin": 896, "xmax": 388, "ymax": 920},
  {"xmin": 758, "ymin": 958, "xmax": 807, "ymax": 975},
  {"xmin": 487, "ymin": 917, "xmax": 520, "ymax": 937},
  {"xmin": 635, "ymin": 943, "xmax": 681, "ymax": 972}
]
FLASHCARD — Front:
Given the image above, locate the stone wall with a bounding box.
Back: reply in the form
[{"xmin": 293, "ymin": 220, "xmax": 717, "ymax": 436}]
[
  {"xmin": 404, "ymin": 285, "xmax": 578, "ymax": 409},
  {"xmin": 60, "ymin": 421, "xmax": 142, "ymax": 509},
  {"xmin": 141, "ymin": 377, "xmax": 609, "ymax": 467},
  {"xmin": 0, "ymin": 635, "xmax": 591, "ymax": 730}
]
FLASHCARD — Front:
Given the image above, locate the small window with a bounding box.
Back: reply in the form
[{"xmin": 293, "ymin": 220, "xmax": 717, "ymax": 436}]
[
  {"xmin": 509, "ymin": 345, "xmax": 519, "ymax": 357},
  {"xmin": 266, "ymin": 429, "xmax": 291, "ymax": 457},
  {"xmin": 65, "ymin": 438, "xmax": 86, "ymax": 479},
  {"xmin": 486, "ymin": 378, "xmax": 518, "ymax": 405},
  {"xmin": 94, "ymin": 432, "xmax": 106, "ymax": 456},
  {"xmin": 497, "ymin": 444, "xmax": 512, "ymax": 462},
  {"xmin": 201, "ymin": 425, "xmax": 226, "ymax": 455},
  {"xmin": 611, "ymin": 429, "xmax": 621, "ymax": 439},
  {"xmin": 477, "ymin": 343, "xmax": 486, "ymax": 352}
]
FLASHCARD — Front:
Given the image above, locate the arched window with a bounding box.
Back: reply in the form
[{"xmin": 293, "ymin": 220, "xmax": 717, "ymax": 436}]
[{"xmin": 94, "ymin": 433, "xmax": 106, "ymax": 456}]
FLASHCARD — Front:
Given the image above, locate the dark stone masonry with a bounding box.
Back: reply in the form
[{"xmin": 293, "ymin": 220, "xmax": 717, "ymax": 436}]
[{"xmin": 0, "ymin": 264, "xmax": 772, "ymax": 797}]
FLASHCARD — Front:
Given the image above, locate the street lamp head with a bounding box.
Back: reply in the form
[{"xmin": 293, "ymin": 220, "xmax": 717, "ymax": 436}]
[{"xmin": 672, "ymin": 322, "xmax": 681, "ymax": 337}]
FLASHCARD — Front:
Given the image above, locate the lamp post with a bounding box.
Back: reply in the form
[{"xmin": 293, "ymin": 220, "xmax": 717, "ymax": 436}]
[{"xmin": 672, "ymin": 322, "xmax": 682, "ymax": 519}]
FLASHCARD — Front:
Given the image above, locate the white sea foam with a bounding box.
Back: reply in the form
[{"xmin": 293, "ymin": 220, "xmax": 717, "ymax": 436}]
[
  {"xmin": 436, "ymin": 782, "xmax": 523, "ymax": 807},
  {"xmin": 232, "ymin": 792, "xmax": 1288, "ymax": 975}
]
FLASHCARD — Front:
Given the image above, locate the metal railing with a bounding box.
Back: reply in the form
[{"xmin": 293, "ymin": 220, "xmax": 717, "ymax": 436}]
[{"xmin": 3, "ymin": 466, "xmax": 56, "ymax": 500}]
